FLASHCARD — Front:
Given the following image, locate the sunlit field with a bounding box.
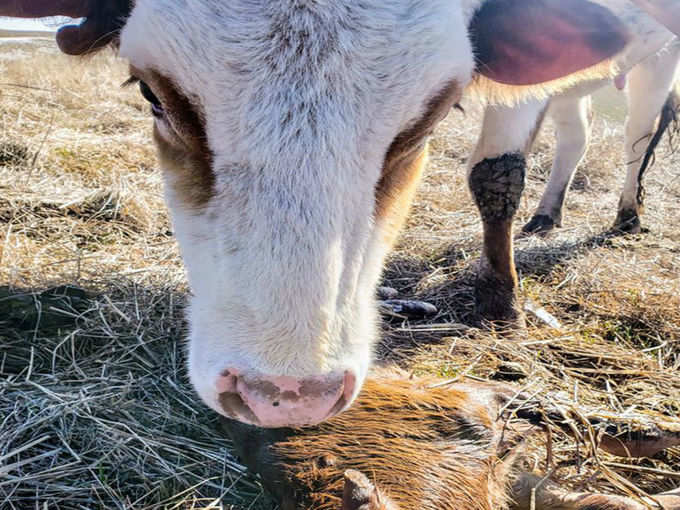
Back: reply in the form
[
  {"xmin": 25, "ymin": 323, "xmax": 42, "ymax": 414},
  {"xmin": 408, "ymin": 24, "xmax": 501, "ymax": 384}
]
[{"xmin": 1, "ymin": 40, "xmax": 679, "ymax": 509}]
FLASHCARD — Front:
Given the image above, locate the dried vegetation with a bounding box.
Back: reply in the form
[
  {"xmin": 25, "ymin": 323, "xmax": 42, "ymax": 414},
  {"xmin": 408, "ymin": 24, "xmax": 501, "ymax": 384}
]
[{"xmin": 0, "ymin": 40, "xmax": 679, "ymax": 509}]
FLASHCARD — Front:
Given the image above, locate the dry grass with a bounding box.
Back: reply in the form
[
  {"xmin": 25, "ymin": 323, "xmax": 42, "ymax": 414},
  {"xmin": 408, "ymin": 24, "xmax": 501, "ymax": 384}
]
[{"xmin": 1, "ymin": 41, "xmax": 679, "ymax": 509}]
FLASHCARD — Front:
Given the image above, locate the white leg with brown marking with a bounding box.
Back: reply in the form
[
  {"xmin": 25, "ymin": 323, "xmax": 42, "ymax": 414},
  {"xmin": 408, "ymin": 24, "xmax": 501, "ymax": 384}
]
[
  {"xmin": 467, "ymin": 99, "xmax": 548, "ymax": 327},
  {"xmin": 616, "ymin": 41, "xmax": 680, "ymax": 233},
  {"xmin": 523, "ymin": 95, "xmax": 593, "ymax": 235}
]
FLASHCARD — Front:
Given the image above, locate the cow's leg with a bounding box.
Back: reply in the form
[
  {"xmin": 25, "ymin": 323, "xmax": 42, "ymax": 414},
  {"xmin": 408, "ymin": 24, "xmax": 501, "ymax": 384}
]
[
  {"xmin": 511, "ymin": 473, "xmax": 680, "ymax": 510},
  {"xmin": 523, "ymin": 95, "xmax": 593, "ymax": 235},
  {"xmin": 615, "ymin": 43, "xmax": 680, "ymax": 233},
  {"xmin": 468, "ymin": 99, "xmax": 548, "ymax": 327}
]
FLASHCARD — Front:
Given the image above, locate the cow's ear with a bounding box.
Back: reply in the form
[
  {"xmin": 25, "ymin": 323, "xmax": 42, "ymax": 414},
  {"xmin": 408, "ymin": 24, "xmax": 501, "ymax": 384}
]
[
  {"xmin": 469, "ymin": 0, "xmax": 630, "ymax": 86},
  {"xmin": 57, "ymin": 0, "xmax": 132, "ymax": 55}
]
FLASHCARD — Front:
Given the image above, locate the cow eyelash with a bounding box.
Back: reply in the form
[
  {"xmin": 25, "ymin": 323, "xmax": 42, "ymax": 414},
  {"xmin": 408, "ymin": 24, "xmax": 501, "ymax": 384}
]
[{"xmin": 123, "ymin": 76, "xmax": 164, "ymax": 118}]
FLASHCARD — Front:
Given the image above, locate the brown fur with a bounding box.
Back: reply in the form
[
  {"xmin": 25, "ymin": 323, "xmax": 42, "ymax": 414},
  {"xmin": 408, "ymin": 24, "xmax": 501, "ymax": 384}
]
[
  {"xmin": 468, "ymin": 154, "xmax": 527, "ymax": 325},
  {"xmin": 512, "ymin": 473, "xmax": 680, "ymax": 510},
  {"xmin": 375, "ymin": 148, "xmax": 429, "ymax": 248},
  {"xmin": 468, "ymin": 61, "xmax": 620, "ymax": 108},
  {"xmin": 341, "ymin": 470, "xmax": 398, "ymax": 510},
  {"xmin": 222, "ymin": 373, "xmax": 680, "ymax": 510},
  {"xmin": 57, "ymin": 0, "xmax": 132, "ymax": 55},
  {"xmin": 0, "ymin": 1, "xmax": 132, "ymax": 54},
  {"xmin": 470, "ymin": 0, "xmax": 629, "ymax": 87},
  {"xmin": 129, "ymin": 67, "xmax": 215, "ymax": 209},
  {"xmin": 0, "ymin": 0, "xmax": 90, "ymax": 17},
  {"xmin": 223, "ymin": 374, "xmax": 529, "ymax": 510},
  {"xmin": 374, "ymin": 81, "xmax": 462, "ymax": 246}
]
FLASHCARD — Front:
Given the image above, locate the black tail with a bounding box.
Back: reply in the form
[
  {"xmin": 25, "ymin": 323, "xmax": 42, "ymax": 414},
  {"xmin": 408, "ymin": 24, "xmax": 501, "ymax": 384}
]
[{"xmin": 635, "ymin": 84, "xmax": 680, "ymax": 206}]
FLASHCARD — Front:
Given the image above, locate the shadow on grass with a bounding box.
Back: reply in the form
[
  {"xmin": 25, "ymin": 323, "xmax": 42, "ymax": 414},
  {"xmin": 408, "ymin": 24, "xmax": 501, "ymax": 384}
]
[
  {"xmin": 514, "ymin": 228, "xmax": 627, "ymax": 278},
  {"xmin": 0, "ymin": 281, "xmax": 269, "ymax": 510},
  {"xmin": 0, "ymin": 226, "xmax": 646, "ymax": 508}
]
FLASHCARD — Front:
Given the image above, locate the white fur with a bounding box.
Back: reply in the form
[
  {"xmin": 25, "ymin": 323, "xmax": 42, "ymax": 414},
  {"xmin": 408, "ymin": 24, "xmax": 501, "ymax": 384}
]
[
  {"xmin": 115, "ymin": 0, "xmax": 677, "ymax": 423},
  {"xmin": 535, "ymin": 95, "xmax": 593, "ymax": 224},
  {"xmin": 119, "ymin": 0, "xmax": 474, "ymax": 417},
  {"xmin": 468, "ymin": 98, "xmax": 549, "ymax": 170}
]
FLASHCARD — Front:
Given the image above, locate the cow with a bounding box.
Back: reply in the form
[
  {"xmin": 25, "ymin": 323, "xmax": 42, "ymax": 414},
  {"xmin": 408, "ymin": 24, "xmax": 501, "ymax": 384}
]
[
  {"xmin": 513, "ymin": 42, "xmax": 679, "ymax": 238},
  {"xmin": 466, "ymin": 1, "xmax": 678, "ymax": 326},
  {"xmin": 223, "ymin": 369, "xmax": 680, "ymax": 510},
  {"xmin": 0, "ymin": 0, "xmax": 658, "ymax": 428}
]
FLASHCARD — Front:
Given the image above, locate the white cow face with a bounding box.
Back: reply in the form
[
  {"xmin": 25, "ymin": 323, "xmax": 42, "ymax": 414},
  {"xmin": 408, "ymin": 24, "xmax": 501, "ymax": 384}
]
[
  {"xmin": 2, "ymin": 0, "xmax": 629, "ymax": 428},
  {"xmin": 119, "ymin": 0, "xmax": 473, "ymax": 427}
]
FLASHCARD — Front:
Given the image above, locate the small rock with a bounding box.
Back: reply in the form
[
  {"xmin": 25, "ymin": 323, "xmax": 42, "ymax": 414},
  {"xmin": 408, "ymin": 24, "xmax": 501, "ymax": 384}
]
[
  {"xmin": 490, "ymin": 362, "xmax": 526, "ymax": 382},
  {"xmin": 376, "ymin": 287, "xmax": 399, "ymax": 300}
]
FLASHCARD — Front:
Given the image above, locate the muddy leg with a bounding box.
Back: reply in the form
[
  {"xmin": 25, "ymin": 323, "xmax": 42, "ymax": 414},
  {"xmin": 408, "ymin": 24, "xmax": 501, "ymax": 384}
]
[
  {"xmin": 469, "ymin": 153, "xmax": 526, "ymax": 327},
  {"xmin": 468, "ymin": 100, "xmax": 547, "ymax": 328},
  {"xmin": 615, "ymin": 43, "xmax": 680, "ymax": 233}
]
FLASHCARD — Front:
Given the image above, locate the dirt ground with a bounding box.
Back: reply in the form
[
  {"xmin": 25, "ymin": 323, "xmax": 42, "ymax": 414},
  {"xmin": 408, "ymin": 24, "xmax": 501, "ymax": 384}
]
[{"xmin": 1, "ymin": 41, "xmax": 679, "ymax": 509}]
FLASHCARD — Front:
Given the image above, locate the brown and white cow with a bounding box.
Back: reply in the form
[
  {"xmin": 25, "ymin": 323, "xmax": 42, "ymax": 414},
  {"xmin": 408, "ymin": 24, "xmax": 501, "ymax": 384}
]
[
  {"xmin": 466, "ymin": 0, "xmax": 678, "ymax": 325},
  {"xmin": 0, "ymin": 0, "xmax": 642, "ymax": 428},
  {"xmin": 498, "ymin": 7, "xmax": 679, "ymax": 238}
]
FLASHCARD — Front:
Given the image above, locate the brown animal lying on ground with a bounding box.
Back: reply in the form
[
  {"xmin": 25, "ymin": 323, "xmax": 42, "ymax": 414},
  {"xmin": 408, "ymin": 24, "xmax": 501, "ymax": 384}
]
[{"xmin": 222, "ymin": 370, "xmax": 680, "ymax": 510}]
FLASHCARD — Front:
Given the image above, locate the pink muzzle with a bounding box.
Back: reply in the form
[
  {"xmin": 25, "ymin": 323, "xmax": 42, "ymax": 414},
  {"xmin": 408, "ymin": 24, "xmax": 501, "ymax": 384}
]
[{"xmin": 216, "ymin": 370, "xmax": 356, "ymax": 428}]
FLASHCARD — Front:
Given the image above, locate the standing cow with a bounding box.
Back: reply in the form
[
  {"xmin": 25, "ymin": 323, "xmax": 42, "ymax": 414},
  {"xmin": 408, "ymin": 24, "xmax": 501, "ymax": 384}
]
[
  {"xmin": 502, "ymin": 37, "xmax": 679, "ymax": 239},
  {"xmin": 467, "ymin": 0, "xmax": 678, "ymax": 325},
  {"xmin": 0, "ymin": 0, "xmax": 663, "ymax": 428}
]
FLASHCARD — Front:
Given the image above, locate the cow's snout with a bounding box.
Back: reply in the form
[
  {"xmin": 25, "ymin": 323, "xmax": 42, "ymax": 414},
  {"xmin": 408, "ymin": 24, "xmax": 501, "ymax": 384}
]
[{"xmin": 216, "ymin": 370, "xmax": 356, "ymax": 428}]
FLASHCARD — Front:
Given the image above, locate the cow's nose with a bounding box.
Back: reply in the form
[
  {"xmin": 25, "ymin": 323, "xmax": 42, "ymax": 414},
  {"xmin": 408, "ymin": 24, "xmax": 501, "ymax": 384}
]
[{"xmin": 216, "ymin": 370, "xmax": 356, "ymax": 428}]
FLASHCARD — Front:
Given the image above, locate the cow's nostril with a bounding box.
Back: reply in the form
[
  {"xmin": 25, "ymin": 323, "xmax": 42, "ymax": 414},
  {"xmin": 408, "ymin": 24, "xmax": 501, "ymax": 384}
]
[
  {"xmin": 218, "ymin": 390, "xmax": 260, "ymax": 425},
  {"xmin": 216, "ymin": 370, "xmax": 356, "ymax": 428}
]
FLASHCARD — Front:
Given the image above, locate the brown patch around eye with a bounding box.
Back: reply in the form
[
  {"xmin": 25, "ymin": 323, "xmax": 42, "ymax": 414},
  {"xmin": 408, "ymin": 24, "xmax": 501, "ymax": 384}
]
[
  {"xmin": 374, "ymin": 80, "xmax": 462, "ymax": 247},
  {"xmin": 154, "ymin": 127, "xmax": 215, "ymax": 209},
  {"xmin": 131, "ymin": 66, "xmax": 215, "ymax": 209}
]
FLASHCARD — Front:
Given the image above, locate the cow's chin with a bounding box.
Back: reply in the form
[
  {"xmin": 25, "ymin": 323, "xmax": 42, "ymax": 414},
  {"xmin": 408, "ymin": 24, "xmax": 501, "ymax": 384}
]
[{"xmin": 185, "ymin": 297, "xmax": 377, "ymax": 428}]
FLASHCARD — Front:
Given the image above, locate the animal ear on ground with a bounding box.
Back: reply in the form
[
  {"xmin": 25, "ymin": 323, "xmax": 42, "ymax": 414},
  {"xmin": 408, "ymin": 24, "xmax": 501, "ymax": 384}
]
[
  {"xmin": 342, "ymin": 470, "xmax": 396, "ymax": 510},
  {"xmin": 469, "ymin": 0, "xmax": 630, "ymax": 85}
]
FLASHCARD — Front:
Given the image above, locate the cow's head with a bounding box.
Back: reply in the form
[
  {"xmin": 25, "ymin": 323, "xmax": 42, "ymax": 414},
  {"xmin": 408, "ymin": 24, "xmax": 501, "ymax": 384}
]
[{"xmin": 1, "ymin": 0, "xmax": 628, "ymax": 427}]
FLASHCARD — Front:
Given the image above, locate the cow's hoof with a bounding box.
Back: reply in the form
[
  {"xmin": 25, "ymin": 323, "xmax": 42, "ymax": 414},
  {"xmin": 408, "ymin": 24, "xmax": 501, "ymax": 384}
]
[
  {"xmin": 474, "ymin": 280, "xmax": 525, "ymax": 334},
  {"xmin": 478, "ymin": 307, "xmax": 527, "ymax": 336},
  {"xmin": 521, "ymin": 214, "xmax": 558, "ymax": 237},
  {"xmin": 613, "ymin": 208, "xmax": 642, "ymax": 234}
]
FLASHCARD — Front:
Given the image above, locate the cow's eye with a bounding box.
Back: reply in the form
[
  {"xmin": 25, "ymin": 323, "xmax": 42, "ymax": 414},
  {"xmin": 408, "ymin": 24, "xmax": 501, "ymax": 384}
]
[{"xmin": 139, "ymin": 81, "xmax": 164, "ymax": 118}]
